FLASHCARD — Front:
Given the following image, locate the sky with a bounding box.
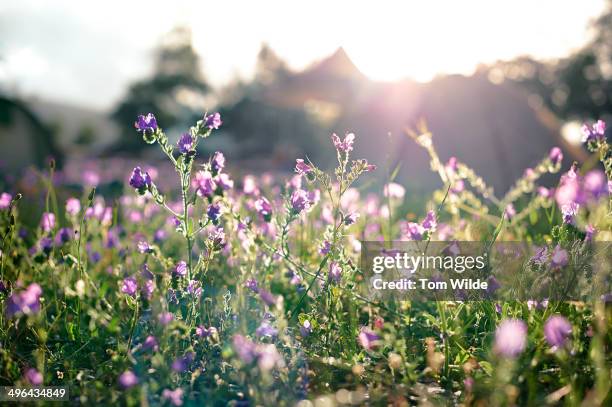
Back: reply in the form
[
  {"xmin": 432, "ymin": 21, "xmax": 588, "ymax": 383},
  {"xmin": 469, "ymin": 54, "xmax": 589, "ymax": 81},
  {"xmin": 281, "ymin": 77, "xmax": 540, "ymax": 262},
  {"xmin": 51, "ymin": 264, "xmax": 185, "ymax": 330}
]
[{"xmin": 0, "ymin": 0, "xmax": 606, "ymax": 110}]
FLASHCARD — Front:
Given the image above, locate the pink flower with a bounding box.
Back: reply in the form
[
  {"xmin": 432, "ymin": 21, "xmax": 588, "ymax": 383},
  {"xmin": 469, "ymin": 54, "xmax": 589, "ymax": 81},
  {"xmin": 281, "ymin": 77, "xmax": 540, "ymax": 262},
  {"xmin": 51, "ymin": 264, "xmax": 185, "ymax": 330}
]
[
  {"xmin": 0, "ymin": 192, "xmax": 12, "ymax": 210},
  {"xmin": 384, "ymin": 183, "xmax": 405, "ymax": 199},
  {"xmin": 40, "ymin": 212, "xmax": 56, "ymax": 233},
  {"xmin": 331, "ymin": 132, "xmax": 355, "ymax": 153},
  {"xmin": 25, "ymin": 368, "xmax": 43, "ymax": 385},
  {"xmin": 65, "ymin": 198, "xmax": 81, "ymax": 216},
  {"xmin": 494, "ymin": 319, "xmax": 527, "ymax": 358},
  {"xmin": 295, "ymin": 159, "xmax": 313, "ymax": 175},
  {"xmin": 193, "ymin": 170, "xmax": 216, "ymax": 197},
  {"xmin": 358, "ymin": 327, "xmax": 380, "ymax": 351}
]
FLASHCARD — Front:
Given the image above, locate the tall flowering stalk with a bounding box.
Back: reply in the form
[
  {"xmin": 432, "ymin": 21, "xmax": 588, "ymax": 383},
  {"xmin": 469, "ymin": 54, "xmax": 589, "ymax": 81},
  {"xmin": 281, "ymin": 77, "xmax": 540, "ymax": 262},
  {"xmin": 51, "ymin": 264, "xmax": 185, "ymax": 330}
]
[{"xmin": 130, "ymin": 112, "xmax": 223, "ymax": 280}]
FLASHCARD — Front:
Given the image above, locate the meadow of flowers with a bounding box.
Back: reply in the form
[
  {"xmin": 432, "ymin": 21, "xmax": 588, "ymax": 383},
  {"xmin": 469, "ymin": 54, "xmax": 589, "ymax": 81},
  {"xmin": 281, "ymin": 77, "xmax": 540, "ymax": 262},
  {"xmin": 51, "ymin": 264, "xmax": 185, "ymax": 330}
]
[{"xmin": 0, "ymin": 112, "xmax": 610, "ymax": 406}]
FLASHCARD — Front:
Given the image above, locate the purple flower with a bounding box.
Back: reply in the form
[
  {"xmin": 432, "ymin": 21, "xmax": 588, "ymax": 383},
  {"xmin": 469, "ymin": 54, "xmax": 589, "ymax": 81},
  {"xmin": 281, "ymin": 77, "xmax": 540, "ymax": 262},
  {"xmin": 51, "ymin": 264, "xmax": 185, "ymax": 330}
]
[
  {"xmin": 118, "ymin": 370, "xmax": 138, "ymax": 389},
  {"xmin": 257, "ymin": 344, "xmax": 283, "ymax": 371},
  {"xmin": 259, "ymin": 289, "xmax": 277, "ymax": 306},
  {"xmin": 384, "ymin": 182, "xmax": 406, "ymax": 199},
  {"xmin": 25, "ymin": 368, "xmax": 43, "ymax": 385},
  {"xmin": 504, "ymin": 204, "xmax": 516, "ymax": 220},
  {"xmin": 331, "ymin": 132, "xmax": 355, "ymax": 153},
  {"xmin": 121, "ymin": 277, "xmax": 138, "ymax": 297},
  {"xmin": 215, "ymin": 173, "xmax": 234, "ymax": 190},
  {"xmin": 158, "ymin": 312, "xmax": 174, "ymax": 326},
  {"xmin": 584, "ymin": 170, "xmax": 608, "ymax": 199},
  {"xmin": 585, "ymin": 224, "xmax": 596, "ymax": 242},
  {"xmin": 143, "ymin": 335, "xmax": 158, "ymax": 351},
  {"xmin": 196, "ymin": 325, "xmax": 217, "ymax": 338},
  {"xmin": 162, "ymin": 388, "xmax": 184, "ymax": 406},
  {"xmin": 494, "ymin": 319, "xmax": 527, "ymax": 358},
  {"xmin": 193, "ymin": 170, "xmax": 216, "ymax": 198},
  {"xmin": 6, "ymin": 283, "xmax": 42, "ymax": 317},
  {"xmin": 358, "ymin": 327, "xmax": 380, "ymax": 351},
  {"xmin": 211, "ymin": 151, "xmax": 225, "ymax": 173},
  {"xmin": 402, "ymin": 222, "xmax": 424, "ymax": 241},
  {"xmin": 40, "ymin": 212, "xmax": 55, "ymax": 233},
  {"xmin": 328, "ymin": 262, "xmax": 342, "ymax": 284},
  {"xmin": 319, "ymin": 240, "xmax": 331, "ymax": 255},
  {"xmin": 290, "ymin": 189, "xmax": 311, "ymax": 213},
  {"xmin": 172, "ymin": 353, "xmax": 194, "ymax": 373},
  {"xmin": 177, "ymin": 133, "xmax": 194, "ymax": 154},
  {"xmin": 65, "ymin": 198, "xmax": 81, "ymax": 216},
  {"xmin": 581, "ymin": 120, "xmax": 606, "ymax": 143},
  {"xmin": 343, "ymin": 212, "xmax": 359, "ymax": 226},
  {"xmin": 551, "ymin": 245, "xmax": 568, "ymax": 268},
  {"xmin": 255, "ymin": 197, "xmax": 273, "ymax": 221},
  {"xmin": 544, "ymin": 315, "xmax": 572, "ymax": 349},
  {"xmin": 209, "ymin": 227, "xmax": 226, "ymax": 248},
  {"xmin": 174, "ymin": 261, "xmax": 187, "ymax": 277},
  {"xmin": 295, "ymin": 159, "xmax": 313, "ymax": 175},
  {"xmin": 207, "ymin": 202, "xmax": 223, "ymax": 223},
  {"xmin": 422, "ymin": 210, "xmax": 437, "ymax": 230},
  {"xmin": 300, "ymin": 320, "xmax": 312, "ymax": 337},
  {"xmin": 55, "ymin": 227, "xmax": 72, "ymax": 245},
  {"xmin": 186, "ymin": 280, "xmax": 202, "ymax": 297},
  {"xmin": 39, "ymin": 237, "xmax": 53, "ymax": 254},
  {"xmin": 154, "ymin": 229, "xmax": 167, "ymax": 242},
  {"xmin": 141, "ymin": 280, "xmax": 155, "ymax": 300},
  {"xmin": 256, "ymin": 321, "xmax": 278, "ymax": 338},
  {"xmin": 531, "ymin": 246, "xmax": 548, "ymax": 265},
  {"xmin": 134, "ymin": 113, "xmax": 158, "ymax": 133},
  {"xmin": 204, "ymin": 112, "xmax": 222, "ymax": 129},
  {"xmin": 129, "ymin": 167, "xmax": 151, "ymax": 191},
  {"xmin": 245, "ymin": 278, "xmax": 259, "ymax": 293},
  {"xmin": 137, "ymin": 241, "xmax": 152, "ymax": 254},
  {"xmin": 232, "ymin": 334, "xmax": 258, "ymax": 364},
  {"xmin": 0, "ymin": 192, "xmax": 12, "ymax": 210},
  {"xmin": 549, "ymin": 147, "xmax": 563, "ymax": 165}
]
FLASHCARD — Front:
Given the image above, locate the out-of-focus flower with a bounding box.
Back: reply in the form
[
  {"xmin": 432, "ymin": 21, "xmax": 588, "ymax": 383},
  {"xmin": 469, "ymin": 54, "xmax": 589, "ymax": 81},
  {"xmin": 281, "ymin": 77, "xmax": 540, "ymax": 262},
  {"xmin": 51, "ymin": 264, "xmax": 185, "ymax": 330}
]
[
  {"xmin": 196, "ymin": 326, "xmax": 217, "ymax": 338},
  {"xmin": 186, "ymin": 280, "xmax": 202, "ymax": 297},
  {"xmin": 193, "ymin": 170, "xmax": 216, "ymax": 198},
  {"xmin": 256, "ymin": 321, "xmax": 278, "ymax": 338},
  {"xmin": 171, "ymin": 353, "xmax": 194, "ymax": 373},
  {"xmin": 158, "ymin": 312, "xmax": 174, "ymax": 326},
  {"xmin": 6, "ymin": 283, "xmax": 42, "ymax": 317},
  {"xmin": 232, "ymin": 334, "xmax": 257, "ymax": 364},
  {"xmin": 174, "ymin": 261, "xmax": 187, "ymax": 277},
  {"xmin": 143, "ymin": 335, "xmax": 158, "ymax": 351},
  {"xmin": 162, "ymin": 388, "xmax": 184, "ymax": 406},
  {"xmin": 137, "ymin": 241, "xmax": 152, "ymax": 254},
  {"xmin": 331, "ymin": 132, "xmax": 355, "ymax": 153},
  {"xmin": 531, "ymin": 246, "xmax": 548, "ymax": 265},
  {"xmin": 65, "ymin": 198, "xmax": 81, "ymax": 216},
  {"xmin": 211, "ymin": 151, "xmax": 225, "ymax": 173},
  {"xmin": 343, "ymin": 212, "xmax": 359, "ymax": 225},
  {"xmin": 40, "ymin": 212, "xmax": 55, "ymax": 233},
  {"xmin": 215, "ymin": 173, "xmax": 234, "ymax": 190},
  {"xmin": 544, "ymin": 315, "xmax": 572, "ymax": 349},
  {"xmin": 402, "ymin": 222, "xmax": 425, "ymax": 241},
  {"xmin": 207, "ymin": 202, "xmax": 223, "ymax": 224},
  {"xmin": 39, "ymin": 237, "xmax": 53, "ymax": 254},
  {"xmin": 384, "ymin": 182, "xmax": 405, "ymax": 199},
  {"xmin": 295, "ymin": 159, "xmax": 313, "ymax": 175},
  {"xmin": 121, "ymin": 277, "xmax": 137, "ymax": 297},
  {"xmin": 25, "ymin": 368, "xmax": 43, "ymax": 385},
  {"xmin": 259, "ymin": 289, "xmax": 277, "ymax": 306},
  {"xmin": 300, "ymin": 320, "xmax": 312, "ymax": 337},
  {"xmin": 290, "ymin": 189, "xmax": 311, "ymax": 213},
  {"xmin": 328, "ymin": 262, "xmax": 342, "ymax": 283},
  {"xmin": 55, "ymin": 227, "xmax": 72, "ymax": 245},
  {"xmin": 129, "ymin": 167, "xmax": 151, "ymax": 192},
  {"xmin": 319, "ymin": 240, "xmax": 331, "ymax": 255},
  {"xmin": 257, "ymin": 344, "xmax": 283, "ymax": 371},
  {"xmin": 581, "ymin": 120, "xmax": 606, "ymax": 143},
  {"xmin": 135, "ymin": 113, "xmax": 158, "ymax": 133},
  {"xmin": 494, "ymin": 319, "xmax": 527, "ymax": 358},
  {"xmin": 177, "ymin": 133, "xmax": 194, "ymax": 154},
  {"xmin": 204, "ymin": 112, "xmax": 222, "ymax": 129},
  {"xmin": 245, "ymin": 278, "xmax": 259, "ymax": 293},
  {"xmin": 255, "ymin": 197, "xmax": 273, "ymax": 221},
  {"xmin": 549, "ymin": 147, "xmax": 563, "ymax": 165},
  {"xmin": 118, "ymin": 370, "xmax": 138, "ymax": 389},
  {"xmin": 358, "ymin": 327, "xmax": 380, "ymax": 351},
  {"xmin": 585, "ymin": 224, "xmax": 596, "ymax": 241},
  {"xmin": 422, "ymin": 210, "xmax": 437, "ymax": 231},
  {"xmin": 551, "ymin": 245, "xmax": 568, "ymax": 268},
  {"xmin": 0, "ymin": 192, "xmax": 12, "ymax": 210},
  {"xmin": 504, "ymin": 204, "xmax": 516, "ymax": 220},
  {"xmin": 583, "ymin": 170, "xmax": 608, "ymax": 199}
]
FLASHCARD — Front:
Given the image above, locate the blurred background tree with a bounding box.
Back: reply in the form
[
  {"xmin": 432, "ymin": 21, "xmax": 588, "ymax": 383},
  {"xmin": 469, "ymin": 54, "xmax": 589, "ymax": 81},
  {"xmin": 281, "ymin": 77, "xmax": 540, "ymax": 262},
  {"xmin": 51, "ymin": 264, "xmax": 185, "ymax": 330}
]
[{"xmin": 110, "ymin": 26, "xmax": 210, "ymax": 153}]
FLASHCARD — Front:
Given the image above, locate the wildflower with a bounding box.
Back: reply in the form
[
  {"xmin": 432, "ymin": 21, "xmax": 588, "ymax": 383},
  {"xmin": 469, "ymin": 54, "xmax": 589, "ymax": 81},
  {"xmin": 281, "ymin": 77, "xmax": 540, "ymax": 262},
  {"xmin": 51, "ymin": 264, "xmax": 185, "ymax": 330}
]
[
  {"xmin": 40, "ymin": 212, "xmax": 56, "ymax": 233},
  {"xmin": 402, "ymin": 222, "xmax": 425, "ymax": 241},
  {"xmin": 245, "ymin": 278, "xmax": 259, "ymax": 293},
  {"xmin": 257, "ymin": 344, "xmax": 283, "ymax": 371},
  {"xmin": 290, "ymin": 189, "xmax": 311, "ymax": 213},
  {"xmin": 295, "ymin": 159, "xmax": 313, "ymax": 175},
  {"xmin": 207, "ymin": 202, "xmax": 223, "ymax": 224},
  {"xmin": 215, "ymin": 173, "xmax": 234, "ymax": 190},
  {"xmin": 209, "ymin": 227, "xmax": 226, "ymax": 248},
  {"xmin": 162, "ymin": 388, "xmax": 184, "ymax": 406},
  {"xmin": 137, "ymin": 241, "xmax": 152, "ymax": 254},
  {"xmin": 585, "ymin": 224, "xmax": 596, "ymax": 241},
  {"xmin": 319, "ymin": 240, "xmax": 331, "ymax": 255},
  {"xmin": 141, "ymin": 280, "xmax": 155, "ymax": 300},
  {"xmin": 548, "ymin": 147, "xmax": 563, "ymax": 165},
  {"xmin": 158, "ymin": 312, "xmax": 174, "ymax": 325},
  {"xmin": 174, "ymin": 261, "xmax": 188, "ymax": 277},
  {"xmin": 0, "ymin": 192, "xmax": 12, "ymax": 210},
  {"xmin": 358, "ymin": 327, "xmax": 380, "ymax": 351},
  {"xmin": 384, "ymin": 182, "xmax": 405, "ymax": 199},
  {"xmin": 232, "ymin": 334, "xmax": 257, "ymax": 364},
  {"xmin": 204, "ymin": 112, "xmax": 222, "ymax": 129},
  {"xmin": 65, "ymin": 197, "xmax": 81, "ymax": 216},
  {"xmin": 129, "ymin": 167, "xmax": 151, "ymax": 193},
  {"xmin": 6, "ymin": 283, "xmax": 42, "ymax": 317},
  {"xmin": 583, "ymin": 170, "xmax": 608, "ymax": 199},
  {"xmin": 143, "ymin": 335, "xmax": 158, "ymax": 351},
  {"xmin": 300, "ymin": 320, "xmax": 312, "ymax": 337},
  {"xmin": 328, "ymin": 262, "xmax": 342, "ymax": 284},
  {"xmin": 531, "ymin": 246, "xmax": 548, "ymax": 265},
  {"xmin": 331, "ymin": 132, "xmax": 355, "ymax": 153},
  {"xmin": 550, "ymin": 245, "xmax": 568, "ymax": 268},
  {"xmin": 134, "ymin": 113, "xmax": 158, "ymax": 133},
  {"xmin": 39, "ymin": 237, "xmax": 53, "ymax": 254},
  {"xmin": 196, "ymin": 326, "xmax": 217, "ymax": 338},
  {"xmin": 177, "ymin": 133, "xmax": 194, "ymax": 154},
  {"xmin": 211, "ymin": 151, "xmax": 225, "ymax": 173},
  {"xmin": 118, "ymin": 370, "xmax": 138, "ymax": 389},
  {"xmin": 422, "ymin": 210, "xmax": 437, "ymax": 231},
  {"xmin": 243, "ymin": 175, "xmax": 259, "ymax": 195},
  {"xmin": 504, "ymin": 204, "xmax": 516, "ymax": 220},
  {"xmin": 82, "ymin": 170, "xmax": 100, "ymax": 187},
  {"xmin": 259, "ymin": 289, "xmax": 277, "ymax": 306},
  {"xmin": 581, "ymin": 120, "xmax": 606, "ymax": 143},
  {"xmin": 154, "ymin": 229, "xmax": 167, "ymax": 242},
  {"xmin": 255, "ymin": 197, "xmax": 273, "ymax": 221},
  {"xmin": 25, "ymin": 368, "xmax": 43, "ymax": 385},
  {"xmin": 494, "ymin": 319, "xmax": 527, "ymax": 358},
  {"xmin": 193, "ymin": 170, "xmax": 216, "ymax": 198},
  {"xmin": 364, "ymin": 162, "xmax": 377, "ymax": 172},
  {"xmin": 121, "ymin": 277, "xmax": 138, "ymax": 297},
  {"xmin": 256, "ymin": 321, "xmax": 278, "ymax": 338},
  {"xmin": 544, "ymin": 315, "xmax": 572, "ymax": 349},
  {"xmin": 171, "ymin": 353, "xmax": 194, "ymax": 373},
  {"xmin": 186, "ymin": 280, "xmax": 202, "ymax": 297},
  {"xmin": 343, "ymin": 212, "xmax": 359, "ymax": 226}
]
